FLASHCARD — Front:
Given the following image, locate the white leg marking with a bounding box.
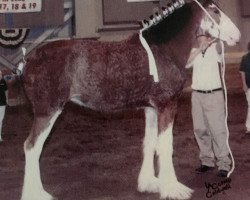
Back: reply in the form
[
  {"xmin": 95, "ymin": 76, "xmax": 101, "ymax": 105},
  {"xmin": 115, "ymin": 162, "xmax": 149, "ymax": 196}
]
[
  {"xmin": 21, "ymin": 110, "xmax": 62, "ymax": 200},
  {"xmin": 156, "ymin": 123, "xmax": 193, "ymax": 200},
  {"xmin": 138, "ymin": 107, "xmax": 159, "ymax": 193}
]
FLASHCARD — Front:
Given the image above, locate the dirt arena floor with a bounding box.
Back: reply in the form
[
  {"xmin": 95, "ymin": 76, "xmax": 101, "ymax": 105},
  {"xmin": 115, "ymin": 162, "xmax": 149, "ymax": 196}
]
[{"xmin": 0, "ymin": 64, "xmax": 250, "ymax": 200}]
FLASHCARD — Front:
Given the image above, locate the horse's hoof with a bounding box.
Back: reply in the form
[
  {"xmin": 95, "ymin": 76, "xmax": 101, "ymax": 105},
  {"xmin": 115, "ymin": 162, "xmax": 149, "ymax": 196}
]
[
  {"xmin": 138, "ymin": 176, "xmax": 159, "ymax": 193},
  {"xmin": 159, "ymin": 181, "xmax": 193, "ymax": 200},
  {"xmin": 21, "ymin": 189, "xmax": 55, "ymax": 200}
]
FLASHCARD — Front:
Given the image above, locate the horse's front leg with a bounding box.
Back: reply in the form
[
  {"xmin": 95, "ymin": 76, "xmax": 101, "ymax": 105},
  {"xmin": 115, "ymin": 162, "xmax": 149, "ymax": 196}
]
[
  {"xmin": 138, "ymin": 107, "xmax": 158, "ymax": 193},
  {"xmin": 157, "ymin": 102, "xmax": 193, "ymax": 200},
  {"xmin": 21, "ymin": 110, "xmax": 62, "ymax": 200}
]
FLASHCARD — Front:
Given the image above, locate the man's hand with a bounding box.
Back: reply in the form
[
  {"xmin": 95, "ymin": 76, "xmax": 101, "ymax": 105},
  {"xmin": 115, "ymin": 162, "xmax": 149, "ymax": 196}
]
[
  {"xmin": 243, "ymin": 84, "xmax": 248, "ymax": 93},
  {"xmin": 199, "ymin": 40, "xmax": 210, "ymax": 52}
]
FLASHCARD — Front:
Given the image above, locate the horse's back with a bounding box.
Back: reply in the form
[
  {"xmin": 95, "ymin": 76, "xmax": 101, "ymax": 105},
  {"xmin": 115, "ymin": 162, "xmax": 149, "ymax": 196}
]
[{"xmin": 23, "ymin": 36, "xmax": 152, "ymax": 114}]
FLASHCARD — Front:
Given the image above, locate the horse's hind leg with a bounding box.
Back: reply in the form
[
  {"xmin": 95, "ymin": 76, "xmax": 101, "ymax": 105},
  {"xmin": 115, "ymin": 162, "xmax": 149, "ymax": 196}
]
[
  {"xmin": 21, "ymin": 110, "xmax": 62, "ymax": 200},
  {"xmin": 138, "ymin": 107, "xmax": 158, "ymax": 193},
  {"xmin": 156, "ymin": 102, "xmax": 193, "ymax": 200}
]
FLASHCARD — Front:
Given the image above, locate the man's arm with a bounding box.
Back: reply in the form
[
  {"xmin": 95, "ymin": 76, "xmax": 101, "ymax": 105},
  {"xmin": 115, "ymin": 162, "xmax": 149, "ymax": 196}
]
[
  {"xmin": 186, "ymin": 48, "xmax": 201, "ymax": 68},
  {"xmin": 2, "ymin": 79, "xmax": 7, "ymax": 91},
  {"xmin": 240, "ymin": 71, "xmax": 248, "ymax": 92},
  {"xmin": 2, "ymin": 79, "xmax": 8, "ymax": 105},
  {"xmin": 240, "ymin": 56, "xmax": 248, "ymax": 92},
  {"xmin": 5, "ymin": 90, "xmax": 8, "ymax": 105},
  {"xmin": 186, "ymin": 39, "xmax": 212, "ymax": 68},
  {"xmin": 0, "ymin": 79, "xmax": 7, "ymax": 91}
]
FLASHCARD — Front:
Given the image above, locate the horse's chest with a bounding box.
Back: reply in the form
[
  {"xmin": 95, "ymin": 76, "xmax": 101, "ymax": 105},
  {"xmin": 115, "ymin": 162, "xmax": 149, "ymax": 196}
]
[{"xmin": 100, "ymin": 75, "xmax": 153, "ymax": 109}]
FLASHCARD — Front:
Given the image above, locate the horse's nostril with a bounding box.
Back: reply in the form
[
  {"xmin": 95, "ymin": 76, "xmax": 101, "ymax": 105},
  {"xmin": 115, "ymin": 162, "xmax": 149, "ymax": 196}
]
[
  {"xmin": 229, "ymin": 36, "xmax": 236, "ymax": 41},
  {"xmin": 231, "ymin": 36, "xmax": 240, "ymax": 42}
]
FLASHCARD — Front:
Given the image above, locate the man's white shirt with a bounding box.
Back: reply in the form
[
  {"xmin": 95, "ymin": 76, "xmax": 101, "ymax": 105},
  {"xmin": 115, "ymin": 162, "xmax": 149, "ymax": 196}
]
[{"xmin": 187, "ymin": 43, "xmax": 222, "ymax": 90}]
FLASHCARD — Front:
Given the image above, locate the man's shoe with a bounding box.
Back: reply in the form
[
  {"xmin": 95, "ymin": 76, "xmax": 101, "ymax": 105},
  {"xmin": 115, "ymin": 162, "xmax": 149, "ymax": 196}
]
[
  {"xmin": 217, "ymin": 170, "xmax": 228, "ymax": 178},
  {"xmin": 195, "ymin": 165, "xmax": 214, "ymax": 174}
]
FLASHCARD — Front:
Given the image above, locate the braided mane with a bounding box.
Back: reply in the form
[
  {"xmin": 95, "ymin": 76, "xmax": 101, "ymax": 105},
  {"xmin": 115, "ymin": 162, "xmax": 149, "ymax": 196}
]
[
  {"xmin": 141, "ymin": 0, "xmax": 218, "ymax": 45},
  {"xmin": 142, "ymin": 4, "xmax": 192, "ymax": 44}
]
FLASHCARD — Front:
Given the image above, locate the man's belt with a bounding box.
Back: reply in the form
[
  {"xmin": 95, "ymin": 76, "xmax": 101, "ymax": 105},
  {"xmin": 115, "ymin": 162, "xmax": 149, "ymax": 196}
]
[{"xmin": 194, "ymin": 88, "xmax": 222, "ymax": 94}]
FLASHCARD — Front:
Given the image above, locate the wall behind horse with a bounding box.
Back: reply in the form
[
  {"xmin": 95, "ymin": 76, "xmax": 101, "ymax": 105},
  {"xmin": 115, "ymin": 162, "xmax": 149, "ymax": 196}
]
[
  {"xmin": 74, "ymin": 0, "xmax": 162, "ymax": 40},
  {"xmin": 74, "ymin": 0, "xmax": 247, "ymax": 52},
  {"xmin": 75, "ymin": 0, "xmax": 101, "ymax": 39},
  {"xmin": 238, "ymin": 0, "xmax": 250, "ymax": 51}
]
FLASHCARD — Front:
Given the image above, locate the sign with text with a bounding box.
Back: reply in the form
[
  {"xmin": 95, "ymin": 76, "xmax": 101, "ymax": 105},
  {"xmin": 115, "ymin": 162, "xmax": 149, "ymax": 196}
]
[
  {"xmin": 0, "ymin": 0, "xmax": 63, "ymax": 28},
  {"xmin": 0, "ymin": 0, "xmax": 41, "ymax": 13}
]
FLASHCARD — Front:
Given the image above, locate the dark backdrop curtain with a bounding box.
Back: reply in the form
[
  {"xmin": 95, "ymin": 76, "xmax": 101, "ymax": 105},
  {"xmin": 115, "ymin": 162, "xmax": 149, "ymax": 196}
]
[{"xmin": 241, "ymin": 0, "xmax": 250, "ymax": 17}]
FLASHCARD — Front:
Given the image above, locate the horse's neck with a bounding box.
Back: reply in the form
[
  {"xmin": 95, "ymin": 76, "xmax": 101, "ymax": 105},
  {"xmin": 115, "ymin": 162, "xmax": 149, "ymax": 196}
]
[
  {"xmin": 166, "ymin": 30, "xmax": 197, "ymax": 68},
  {"xmin": 148, "ymin": 5, "xmax": 202, "ymax": 70},
  {"xmin": 147, "ymin": 30, "xmax": 196, "ymax": 75}
]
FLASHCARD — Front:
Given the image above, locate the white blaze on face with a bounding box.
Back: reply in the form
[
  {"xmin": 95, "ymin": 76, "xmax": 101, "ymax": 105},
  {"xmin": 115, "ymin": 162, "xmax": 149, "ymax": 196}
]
[
  {"xmin": 200, "ymin": 16, "xmax": 220, "ymax": 38},
  {"xmin": 217, "ymin": 8, "xmax": 241, "ymax": 46}
]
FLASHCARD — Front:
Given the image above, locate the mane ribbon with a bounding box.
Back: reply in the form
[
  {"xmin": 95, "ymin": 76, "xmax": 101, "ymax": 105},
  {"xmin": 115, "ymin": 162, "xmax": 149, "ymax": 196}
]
[
  {"xmin": 193, "ymin": 0, "xmax": 234, "ymax": 178},
  {"xmin": 139, "ymin": 29, "xmax": 159, "ymax": 82}
]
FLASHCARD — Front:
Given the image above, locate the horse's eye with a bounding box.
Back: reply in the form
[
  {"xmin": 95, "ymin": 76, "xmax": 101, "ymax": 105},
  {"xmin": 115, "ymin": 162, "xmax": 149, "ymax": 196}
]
[{"xmin": 214, "ymin": 10, "xmax": 219, "ymax": 14}]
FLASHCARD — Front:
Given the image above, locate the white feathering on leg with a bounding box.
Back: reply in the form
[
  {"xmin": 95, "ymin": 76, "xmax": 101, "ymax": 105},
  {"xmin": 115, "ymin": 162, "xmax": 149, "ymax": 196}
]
[
  {"xmin": 156, "ymin": 123, "xmax": 193, "ymax": 200},
  {"xmin": 138, "ymin": 107, "xmax": 159, "ymax": 193},
  {"xmin": 21, "ymin": 110, "xmax": 62, "ymax": 200}
]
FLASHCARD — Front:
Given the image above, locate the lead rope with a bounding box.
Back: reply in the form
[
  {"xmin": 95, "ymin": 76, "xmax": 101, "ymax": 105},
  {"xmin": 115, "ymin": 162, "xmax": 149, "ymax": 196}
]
[
  {"xmin": 220, "ymin": 41, "xmax": 235, "ymax": 177},
  {"xmin": 194, "ymin": 0, "xmax": 234, "ymax": 177}
]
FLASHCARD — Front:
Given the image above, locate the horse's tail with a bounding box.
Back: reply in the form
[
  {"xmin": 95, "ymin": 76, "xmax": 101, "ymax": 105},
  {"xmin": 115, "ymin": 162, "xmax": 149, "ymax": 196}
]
[
  {"xmin": 5, "ymin": 47, "xmax": 27, "ymax": 105},
  {"xmin": 12, "ymin": 47, "xmax": 27, "ymax": 76}
]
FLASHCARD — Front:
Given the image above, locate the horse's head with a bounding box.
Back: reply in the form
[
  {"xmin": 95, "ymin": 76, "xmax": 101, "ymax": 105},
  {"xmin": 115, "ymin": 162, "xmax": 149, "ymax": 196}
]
[{"xmin": 197, "ymin": 0, "xmax": 240, "ymax": 46}]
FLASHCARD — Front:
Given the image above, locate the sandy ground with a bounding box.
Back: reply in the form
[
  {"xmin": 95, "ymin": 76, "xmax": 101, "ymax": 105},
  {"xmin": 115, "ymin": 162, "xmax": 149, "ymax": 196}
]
[{"xmin": 0, "ymin": 64, "xmax": 250, "ymax": 200}]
